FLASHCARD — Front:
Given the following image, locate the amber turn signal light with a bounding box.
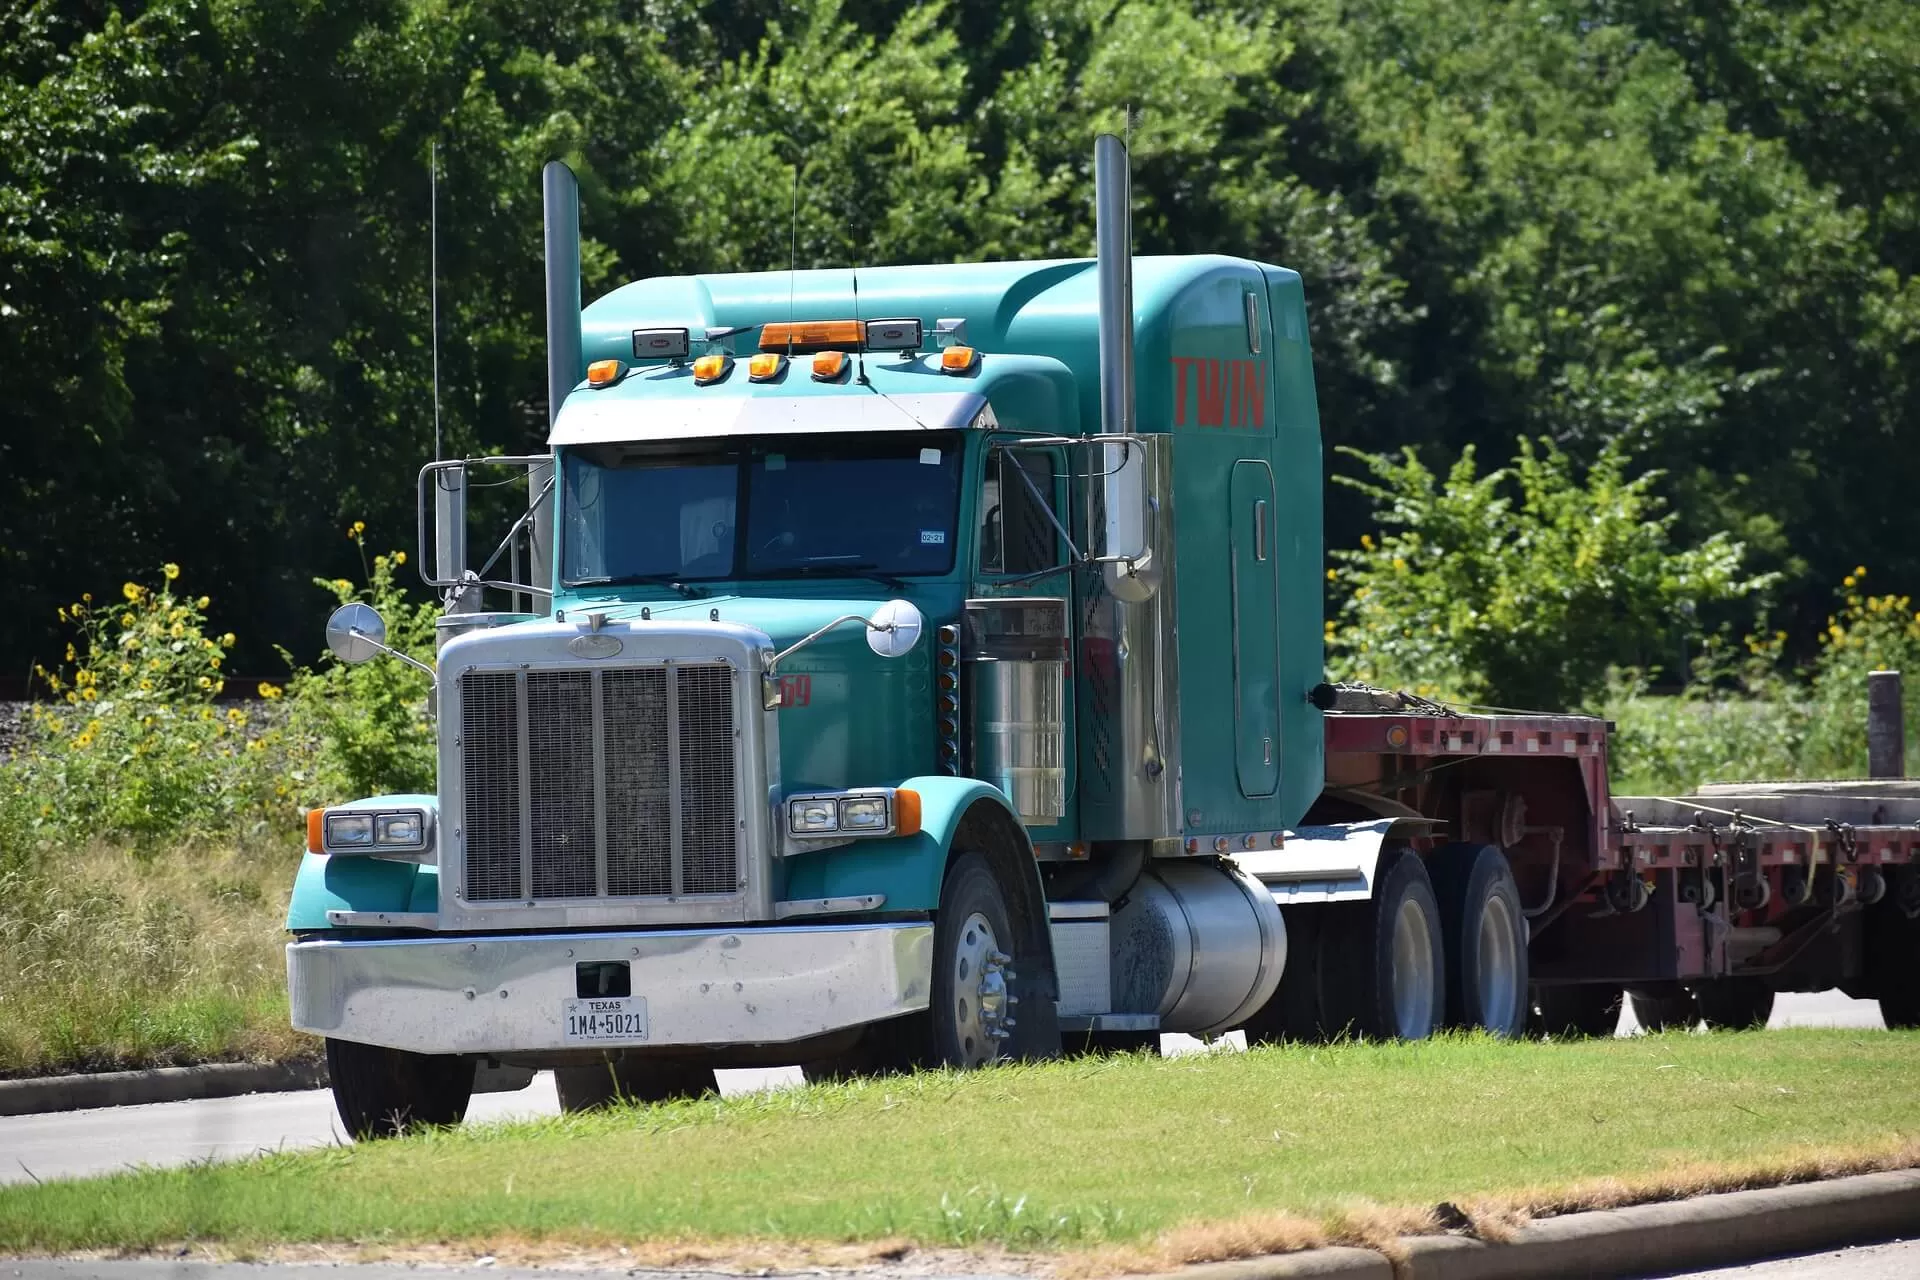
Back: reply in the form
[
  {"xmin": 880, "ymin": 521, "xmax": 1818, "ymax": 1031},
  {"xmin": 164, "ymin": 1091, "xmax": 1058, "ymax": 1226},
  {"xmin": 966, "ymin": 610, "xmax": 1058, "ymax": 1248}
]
[
  {"xmin": 812, "ymin": 350, "xmax": 849, "ymax": 381},
  {"xmin": 692, "ymin": 354, "xmax": 731, "ymax": 384},
  {"xmin": 306, "ymin": 807, "xmax": 326, "ymax": 854},
  {"xmin": 892, "ymin": 788, "xmax": 923, "ymax": 838},
  {"xmin": 939, "ymin": 345, "xmax": 978, "ymax": 373},
  {"xmin": 586, "ymin": 358, "xmax": 624, "ymax": 387}
]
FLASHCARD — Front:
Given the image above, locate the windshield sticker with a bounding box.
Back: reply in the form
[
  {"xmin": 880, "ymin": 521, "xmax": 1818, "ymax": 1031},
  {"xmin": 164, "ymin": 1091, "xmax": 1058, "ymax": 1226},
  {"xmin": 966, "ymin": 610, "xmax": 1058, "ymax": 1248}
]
[
  {"xmin": 763, "ymin": 453, "xmax": 787, "ymax": 471},
  {"xmin": 919, "ymin": 447, "xmax": 942, "ymax": 465},
  {"xmin": 921, "ymin": 530, "xmax": 946, "ymax": 545}
]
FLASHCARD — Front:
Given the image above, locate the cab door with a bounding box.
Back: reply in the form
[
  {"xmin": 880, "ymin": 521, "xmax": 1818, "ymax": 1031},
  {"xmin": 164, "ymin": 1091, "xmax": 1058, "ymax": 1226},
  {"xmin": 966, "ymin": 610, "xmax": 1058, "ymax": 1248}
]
[{"xmin": 1230, "ymin": 459, "xmax": 1280, "ymax": 797}]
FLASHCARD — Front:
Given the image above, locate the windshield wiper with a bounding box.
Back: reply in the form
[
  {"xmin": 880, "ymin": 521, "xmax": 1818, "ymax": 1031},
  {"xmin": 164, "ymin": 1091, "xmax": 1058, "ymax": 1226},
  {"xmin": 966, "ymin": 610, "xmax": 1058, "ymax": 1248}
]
[
  {"xmin": 755, "ymin": 562, "xmax": 909, "ymax": 590},
  {"xmin": 568, "ymin": 573, "xmax": 704, "ymax": 598}
]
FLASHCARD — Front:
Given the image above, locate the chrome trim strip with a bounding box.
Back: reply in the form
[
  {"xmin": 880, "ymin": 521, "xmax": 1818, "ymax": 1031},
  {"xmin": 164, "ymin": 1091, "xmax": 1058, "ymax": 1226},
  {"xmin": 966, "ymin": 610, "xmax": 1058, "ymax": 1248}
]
[
  {"xmin": 773, "ymin": 894, "xmax": 887, "ymax": 919},
  {"xmin": 324, "ymin": 910, "xmax": 439, "ymax": 928},
  {"xmin": 516, "ymin": 669, "xmax": 533, "ymax": 901}
]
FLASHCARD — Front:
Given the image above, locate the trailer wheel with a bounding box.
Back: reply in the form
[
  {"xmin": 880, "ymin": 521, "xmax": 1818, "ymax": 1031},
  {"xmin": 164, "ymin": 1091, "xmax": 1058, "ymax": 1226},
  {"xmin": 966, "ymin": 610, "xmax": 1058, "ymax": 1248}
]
[
  {"xmin": 1627, "ymin": 986, "xmax": 1697, "ymax": 1032},
  {"xmin": 1529, "ymin": 984, "xmax": 1623, "ymax": 1038},
  {"xmin": 325, "ymin": 1037, "xmax": 474, "ymax": 1140},
  {"xmin": 1319, "ymin": 849, "xmax": 1445, "ymax": 1040},
  {"xmin": 1694, "ymin": 980, "xmax": 1775, "ymax": 1031},
  {"xmin": 554, "ymin": 1056, "xmax": 719, "ymax": 1111},
  {"xmin": 1430, "ymin": 843, "xmax": 1529, "ymax": 1038},
  {"xmin": 931, "ymin": 852, "xmax": 1021, "ymax": 1068}
]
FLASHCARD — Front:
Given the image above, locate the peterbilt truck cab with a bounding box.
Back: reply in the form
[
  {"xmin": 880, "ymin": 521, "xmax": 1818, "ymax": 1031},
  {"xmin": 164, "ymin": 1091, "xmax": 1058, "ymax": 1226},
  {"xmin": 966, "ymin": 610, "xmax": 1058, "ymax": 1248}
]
[{"xmin": 287, "ymin": 139, "xmax": 1328, "ymax": 1135}]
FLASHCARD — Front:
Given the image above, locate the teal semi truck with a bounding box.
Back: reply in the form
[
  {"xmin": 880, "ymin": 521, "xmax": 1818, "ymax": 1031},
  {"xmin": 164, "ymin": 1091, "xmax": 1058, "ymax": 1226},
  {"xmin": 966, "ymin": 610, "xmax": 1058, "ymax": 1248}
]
[{"xmin": 289, "ymin": 137, "xmax": 1920, "ymax": 1138}]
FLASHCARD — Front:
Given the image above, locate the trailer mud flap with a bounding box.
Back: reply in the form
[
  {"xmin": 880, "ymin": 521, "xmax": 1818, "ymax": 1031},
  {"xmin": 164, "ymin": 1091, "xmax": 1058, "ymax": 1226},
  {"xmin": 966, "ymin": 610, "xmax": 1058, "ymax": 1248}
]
[{"xmin": 1232, "ymin": 818, "xmax": 1434, "ymax": 905}]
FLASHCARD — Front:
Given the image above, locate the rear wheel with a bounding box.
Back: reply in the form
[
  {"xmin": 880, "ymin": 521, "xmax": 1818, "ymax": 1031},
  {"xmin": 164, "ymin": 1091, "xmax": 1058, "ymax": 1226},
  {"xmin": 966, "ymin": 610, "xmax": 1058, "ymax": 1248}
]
[
  {"xmin": 1694, "ymin": 979, "xmax": 1775, "ymax": 1031},
  {"xmin": 1628, "ymin": 985, "xmax": 1698, "ymax": 1032},
  {"xmin": 1430, "ymin": 843, "xmax": 1529, "ymax": 1038},
  {"xmin": 325, "ymin": 1037, "xmax": 474, "ymax": 1140},
  {"xmin": 554, "ymin": 1057, "xmax": 718, "ymax": 1111},
  {"xmin": 1529, "ymin": 984, "xmax": 1623, "ymax": 1038},
  {"xmin": 1319, "ymin": 849, "xmax": 1445, "ymax": 1040}
]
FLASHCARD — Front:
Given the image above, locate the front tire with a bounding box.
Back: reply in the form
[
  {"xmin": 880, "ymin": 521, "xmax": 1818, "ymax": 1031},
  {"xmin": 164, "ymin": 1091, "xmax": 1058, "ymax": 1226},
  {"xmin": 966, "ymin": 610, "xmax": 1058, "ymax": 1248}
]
[
  {"xmin": 1319, "ymin": 849, "xmax": 1446, "ymax": 1040},
  {"xmin": 1430, "ymin": 843, "xmax": 1529, "ymax": 1038},
  {"xmin": 325, "ymin": 1037, "xmax": 474, "ymax": 1140},
  {"xmin": 554, "ymin": 1056, "xmax": 718, "ymax": 1111},
  {"xmin": 930, "ymin": 852, "xmax": 1020, "ymax": 1068}
]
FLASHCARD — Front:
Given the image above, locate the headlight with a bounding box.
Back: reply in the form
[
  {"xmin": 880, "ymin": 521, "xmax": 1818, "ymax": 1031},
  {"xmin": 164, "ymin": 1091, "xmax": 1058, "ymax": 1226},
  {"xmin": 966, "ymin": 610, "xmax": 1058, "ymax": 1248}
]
[
  {"xmin": 375, "ymin": 812, "xmax": 424, "ymax": 846},
  {"xmin": 838, "ymin": 796, "xmax": 890, "ymax": 830},
  {"xmin": 324, "ymin": 813, "xmax": 375, "ymax": 847},
  {"xmin": 788, "ymin": 797, "xmax": 840, "ymax": 834}
]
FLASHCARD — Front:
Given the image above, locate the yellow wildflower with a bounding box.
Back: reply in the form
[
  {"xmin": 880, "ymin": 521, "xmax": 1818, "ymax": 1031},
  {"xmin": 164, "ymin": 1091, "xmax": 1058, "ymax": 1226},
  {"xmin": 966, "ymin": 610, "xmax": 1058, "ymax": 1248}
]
[
  {"xmin": 65, "ymin": 643, "xmax": 75, "ymax": 662},
  {"xmin": 197, "ymin": 676, "xmax": 212, "ymax": 689},
  {"xmin": 169, "ymin": 622, "xmax": 185, "ymax": 639},
  {"xmin": 162, "ymin": 563, "xmax": 180, "ymax": 581},
  {"xmin": 349, "ymin": 520, "xmax": 367, "ymax": 538},
  {"xmin": 80, "ymin": 687, "xmax": 97, "ymax": 702},
  {"xmin": 81, "ymin": 592, "xmax": 91, "ymax": 603},
  {"xmin": 1855, "ymin": 565, "xmax": 1867, "ymax": 578},
  {"xmin": 258, "ymin": 681, "xmax": 284, "ymax": 700},
  {"xmin": 1325, "ymin": 568, "xmax": 1337, "ymax": 581},
  {"xmin": 1392, "ymin": 557, "xmax": 1408, "ymax": 572},
  {"xmin": 57, "ymin": 606, "xmax": 67, "ymax": 622},
  {"xmin": 226, "ymin": 708, "xmax": 246, "ymax": 725},
  {"xmin": 1844, "ymin": 575, "xmax": 1856, "ymax": 588},
  {"xmin": 64, "ymin": 692, "xmax": 77, "ymax": 705},
  {"xmin": 1359, "ymin": 533, "xmax": 1374, "ymax": 551},
  {"xmin": 211, "ymin": 655, "xmax": 222, "ymax": 669},
  {"xmin": 122, "ymin": 582, "xmax": 142, "ymax": 602},
  {"xmin": 394, "ymin": 551, "xmax": 407, "ymax": 566},
  {"xmin": 139, "ymin": 679, "xmax": 153, "ymax": 692},
  {"xmin": 197, "ymin": 596, "xmax": 210, "ymax": 609},
  {"xmin": 220, "ymin": 632, "xmax": 236, "ymax": 647}
]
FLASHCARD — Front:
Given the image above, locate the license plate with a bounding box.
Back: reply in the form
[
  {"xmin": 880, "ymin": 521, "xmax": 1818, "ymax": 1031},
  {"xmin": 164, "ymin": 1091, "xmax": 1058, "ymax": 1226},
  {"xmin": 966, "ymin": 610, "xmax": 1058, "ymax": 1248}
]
[{"xmin": 563, "ymin": 996, "xmax": 648, "ymax": 1043}]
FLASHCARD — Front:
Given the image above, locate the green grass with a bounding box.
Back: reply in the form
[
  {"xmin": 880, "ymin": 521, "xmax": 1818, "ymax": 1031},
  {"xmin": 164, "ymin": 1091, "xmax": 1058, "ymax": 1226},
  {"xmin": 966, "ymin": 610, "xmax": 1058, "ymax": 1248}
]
[
  {"xmin": 0, "ymin": 840, "xmax": 315, "ymax": 1076},
  {"xmin": 4, "ymin": 1030, "xmax": 1918, "ymax": 1257}
]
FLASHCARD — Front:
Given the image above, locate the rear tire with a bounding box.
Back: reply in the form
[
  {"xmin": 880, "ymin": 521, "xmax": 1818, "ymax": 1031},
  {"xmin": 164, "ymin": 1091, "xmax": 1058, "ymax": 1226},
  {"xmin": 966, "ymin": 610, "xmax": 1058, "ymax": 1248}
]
[
  {"xmin": 1694, "ymin": 979, "xmax": 1775, "ymax": 1031},
  {"xmin": 1430, "ymin": 843, "xmax": 1529, "ymax": 1038},
  {"xmin": 325, "ymin": 1037, "xmax": 474, "ymax": 1140},
  {"xmin": 1319, "ymin": 849, "xmax": 1445, "ymax": 1040},
  {"xmin": 1628, "ymin": 986, "xmax": 1697, "ymax": 1032},
  {"xmin": 1529, "ymin": 984, "xmax": 1623, "ymax": 1038},
  {"xmin": 554, "ymin": 1056, "xmax": 718, "ymax": 1111}
]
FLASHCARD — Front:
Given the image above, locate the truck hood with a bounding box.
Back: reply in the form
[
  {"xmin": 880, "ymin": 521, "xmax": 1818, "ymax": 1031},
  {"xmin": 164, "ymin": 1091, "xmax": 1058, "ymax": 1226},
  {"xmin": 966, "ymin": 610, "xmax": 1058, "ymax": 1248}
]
[{"xmin": 558, "ymin": 594, "xmax": 898, "ymax": 656}]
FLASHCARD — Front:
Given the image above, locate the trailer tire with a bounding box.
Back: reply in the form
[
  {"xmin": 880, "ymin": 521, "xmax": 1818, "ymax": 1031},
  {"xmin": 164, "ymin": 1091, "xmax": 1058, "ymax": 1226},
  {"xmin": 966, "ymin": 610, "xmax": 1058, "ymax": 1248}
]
[
  {"xmin": 1694, "ymin": 980, "xmax": 1775, "ymax": 1031},
  {"xmin": 554, "ymin": 1057, "xmax": 718, "ymax": 1111},
  {"xmin": 1319, "ymin": 849, "xmax": 1445, "ymax": 1040},
  {"xmin": 325, "ymin": 1037, "xmax": 474, "ymax": 1140},
  {"xmin": 1430, "ymin": 843, "xmax": 1529, "ymax": 1038},
  {"xmin": 1628, "ymin": 986, "xmax": 1697, "ymax": 1032},
  {"xmin": 1529, "ymin": 984, "xmax": 1623, "ymax": 1039}
]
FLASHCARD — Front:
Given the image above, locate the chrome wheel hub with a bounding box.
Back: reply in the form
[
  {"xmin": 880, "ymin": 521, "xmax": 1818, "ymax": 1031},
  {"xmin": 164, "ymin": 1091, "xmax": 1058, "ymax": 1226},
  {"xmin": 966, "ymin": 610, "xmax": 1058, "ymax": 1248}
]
[
  {"xmin": 1390, "ymin": 896, "xmax": 1437, "ymax": 1038},
  {"xmin": 1477, "ymin": 892, "xmax": 1521, "ymax": 1034},
  {"xmin": 951, "ymin": 911, "xmax": 1016, "ymax": 1066}
]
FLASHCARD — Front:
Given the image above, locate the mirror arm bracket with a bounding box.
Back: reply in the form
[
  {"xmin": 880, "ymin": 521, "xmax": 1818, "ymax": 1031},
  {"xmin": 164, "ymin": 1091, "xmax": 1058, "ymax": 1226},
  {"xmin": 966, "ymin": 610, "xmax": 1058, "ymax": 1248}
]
[
  {"xmin": 769, "ymin": 614, "xmax": 888, "ymax": 669},
  {"xmin": 350, "ymin": 628, "xmax": 438, "ymax": 682}
]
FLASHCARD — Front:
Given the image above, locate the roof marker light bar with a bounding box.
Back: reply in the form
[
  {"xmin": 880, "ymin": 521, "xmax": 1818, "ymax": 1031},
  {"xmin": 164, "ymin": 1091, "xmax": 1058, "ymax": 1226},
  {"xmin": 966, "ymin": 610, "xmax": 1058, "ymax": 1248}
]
[{"xmin": 632, "ymin": 327, "xmax": 692, "ymax": 361}]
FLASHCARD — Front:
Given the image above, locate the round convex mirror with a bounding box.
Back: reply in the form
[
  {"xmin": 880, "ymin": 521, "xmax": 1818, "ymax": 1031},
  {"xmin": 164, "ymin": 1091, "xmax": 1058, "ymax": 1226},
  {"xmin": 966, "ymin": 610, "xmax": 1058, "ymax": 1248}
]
[
  {"xmin": 865, "ymin": 599, "xmax": 924, "ymax": 659},
  {"xmin": 325, "ymin": 602, "xmax": 389, "ymax": 665}
]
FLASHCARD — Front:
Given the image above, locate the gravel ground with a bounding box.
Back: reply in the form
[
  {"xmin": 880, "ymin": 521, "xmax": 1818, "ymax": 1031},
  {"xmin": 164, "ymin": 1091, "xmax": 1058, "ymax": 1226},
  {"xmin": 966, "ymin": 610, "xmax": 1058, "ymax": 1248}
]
[{"xmin": 0, "ymin": 701, "xmax": 28, "ymax": 763}]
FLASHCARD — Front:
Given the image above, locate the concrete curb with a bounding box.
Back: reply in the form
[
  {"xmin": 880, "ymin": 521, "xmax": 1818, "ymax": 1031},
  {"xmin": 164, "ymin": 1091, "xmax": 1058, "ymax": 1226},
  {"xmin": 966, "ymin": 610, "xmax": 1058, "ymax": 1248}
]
[
  {"xmin": 0, "ymin": 1061, "xmax": 327, "ymax": 1117},
  {"xmin": 1169, "ymin": 1168, "xmax": 1920, "ymax": 1279}
]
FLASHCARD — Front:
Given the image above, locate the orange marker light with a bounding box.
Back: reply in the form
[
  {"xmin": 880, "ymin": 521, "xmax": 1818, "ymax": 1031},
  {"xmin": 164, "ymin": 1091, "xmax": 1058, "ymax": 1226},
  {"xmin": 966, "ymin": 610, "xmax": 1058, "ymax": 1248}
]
[
  {"xmin": 306, "ymin": 807, "xmax": 326, "ymax": 854},
  {"xmin": 940, "ymin": 345, "xmax": 978, "ymax": 374},
  {"xmin": 892, "ymin": 788, "xmax": 922, "ymax": 838},
  {"xmin": 692, "ymin": 353, "xmax": 731, "ymax": 384},
  {"xmin": 762, "ymin": 320, "xmax": 864, "ymax": 352},
  {"xmin": 748, "ymin": 352, "xmax": 785, "ymax": 382},
  {"xmin": 812, "ymin": 350, "xmax": 849, "ymax": 381},
  {"xmin": 586, "ymin": 358, "xmax": 624, "ymax": 387}
]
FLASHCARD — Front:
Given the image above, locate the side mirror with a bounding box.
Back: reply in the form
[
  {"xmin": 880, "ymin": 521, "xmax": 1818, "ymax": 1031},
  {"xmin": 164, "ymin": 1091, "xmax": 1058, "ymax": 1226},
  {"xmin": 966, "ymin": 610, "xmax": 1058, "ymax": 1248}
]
[
  {"xmin": 1101, "ymin": 439, "xmax": 1157, "ymax": 602},
  {"xmin": 325, "ymin": 603, "xmax": 389, "ymax": 665},
  {"xmin": 865, "ymin": 599, "xmax": 924, "ymax": 659}
]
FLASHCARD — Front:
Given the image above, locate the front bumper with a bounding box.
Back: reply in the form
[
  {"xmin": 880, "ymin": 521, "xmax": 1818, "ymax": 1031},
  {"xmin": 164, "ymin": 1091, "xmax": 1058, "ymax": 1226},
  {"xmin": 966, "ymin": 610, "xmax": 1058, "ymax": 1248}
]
[{"xmin": 288, "ymin": 922, "xmax": 933, "ymax": 1054}]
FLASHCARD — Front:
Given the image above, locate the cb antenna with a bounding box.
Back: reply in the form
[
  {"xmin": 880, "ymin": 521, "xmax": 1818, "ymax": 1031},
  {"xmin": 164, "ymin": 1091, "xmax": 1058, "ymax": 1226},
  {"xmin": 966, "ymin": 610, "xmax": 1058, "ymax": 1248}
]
[
  {"xmin": 851, "ymin": 262, "xmax": 868, "ymax": 385},
  {"xmin": 786, "ymin": 159, "xmax": 800, "ymax": 353},
  {"xmin": 430, "ymin": 139, "xmax": 443, "ymax": 462}
]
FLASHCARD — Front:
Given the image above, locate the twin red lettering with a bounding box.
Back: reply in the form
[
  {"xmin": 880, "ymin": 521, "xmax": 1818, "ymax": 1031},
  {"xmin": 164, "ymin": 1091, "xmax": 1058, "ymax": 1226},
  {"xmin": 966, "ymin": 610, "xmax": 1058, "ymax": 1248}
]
[
  {"xmin": 1171, "ymin": 357, "xmax": 1267, "ymax": 429},
  {"xmin": 1196, "ymin": 359, "xmax": 1228, "ymax": 427}
]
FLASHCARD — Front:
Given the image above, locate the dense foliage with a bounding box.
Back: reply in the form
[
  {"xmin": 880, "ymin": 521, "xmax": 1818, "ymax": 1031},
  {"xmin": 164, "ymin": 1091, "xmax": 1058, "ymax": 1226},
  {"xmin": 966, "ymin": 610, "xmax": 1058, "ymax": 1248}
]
[{"xmin": 4, "ymin": 0, "xmax": 1917, "ymax": 683}]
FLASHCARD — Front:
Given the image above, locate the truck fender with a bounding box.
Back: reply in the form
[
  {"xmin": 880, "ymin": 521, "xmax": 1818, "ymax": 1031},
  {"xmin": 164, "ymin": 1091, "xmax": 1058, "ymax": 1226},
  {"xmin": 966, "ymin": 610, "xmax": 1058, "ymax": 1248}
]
[
  {"xmin": 285, "ymin": 852, "xmax": 439, "ymax": 931},
  {"xmin": 1232, "ymin": 817, "xmax": 1436, "ymax": 905}
]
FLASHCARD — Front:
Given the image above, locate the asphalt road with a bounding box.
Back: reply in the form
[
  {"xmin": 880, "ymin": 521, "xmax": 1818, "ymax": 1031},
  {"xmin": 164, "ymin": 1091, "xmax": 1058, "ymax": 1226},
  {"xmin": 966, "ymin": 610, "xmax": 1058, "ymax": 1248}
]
[{"xmin": 0, "ymin": 990, "xmax": 1888, "ymax": 1188}]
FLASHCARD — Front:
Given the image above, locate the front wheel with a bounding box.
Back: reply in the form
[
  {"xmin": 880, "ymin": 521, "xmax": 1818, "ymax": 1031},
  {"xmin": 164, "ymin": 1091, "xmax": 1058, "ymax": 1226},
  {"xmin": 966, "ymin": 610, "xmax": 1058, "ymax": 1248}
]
[
  {"xmin": 1318, "ymin": 849, "xmax": 1446, "ymax": 1040},
  {"xmin": 325, "ymin": 1037, "xmax": 474, "ymax": 1140},
  {"xmin": 930, "ymin": 852, "xmax": 1021, "ymax": 1068}
]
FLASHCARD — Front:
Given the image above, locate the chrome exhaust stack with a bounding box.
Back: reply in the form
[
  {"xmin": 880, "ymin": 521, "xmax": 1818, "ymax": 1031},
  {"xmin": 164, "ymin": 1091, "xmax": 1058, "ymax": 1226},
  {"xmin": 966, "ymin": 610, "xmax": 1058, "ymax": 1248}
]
[{"xmin": 1093, "ymin": 133, "xmax": 1155, "ymax": 602}]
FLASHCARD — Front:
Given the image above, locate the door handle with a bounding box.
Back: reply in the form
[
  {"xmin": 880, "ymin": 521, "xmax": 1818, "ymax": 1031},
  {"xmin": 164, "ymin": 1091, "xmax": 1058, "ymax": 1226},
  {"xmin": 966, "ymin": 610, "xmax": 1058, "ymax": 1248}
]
[{"xmin": 1253, "ymin": 499, "xmax": 1269, "ymax": 562}]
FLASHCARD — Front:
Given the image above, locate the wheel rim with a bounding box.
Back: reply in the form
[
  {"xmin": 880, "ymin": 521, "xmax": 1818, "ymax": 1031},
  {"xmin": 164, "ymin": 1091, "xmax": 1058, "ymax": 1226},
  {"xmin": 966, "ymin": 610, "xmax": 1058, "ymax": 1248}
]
[
  {"xmin": 1390, "ymin": 897, "xmax": 1436, "ymax": 1037},
  {"xmin": 950, "ymin": 910, "xmax": 1011, "ymax": 1067},
  {"xmin": 1476, "ymin": 892, "xmax": 1521, "ymax": 1033}
]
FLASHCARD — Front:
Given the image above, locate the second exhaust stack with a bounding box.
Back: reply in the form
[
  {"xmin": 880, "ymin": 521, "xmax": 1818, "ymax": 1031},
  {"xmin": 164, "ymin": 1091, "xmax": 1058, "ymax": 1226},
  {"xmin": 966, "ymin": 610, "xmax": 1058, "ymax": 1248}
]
[{"xmin": 1093, "ymin": 133, "xmax": 1154, "ymax": 601}]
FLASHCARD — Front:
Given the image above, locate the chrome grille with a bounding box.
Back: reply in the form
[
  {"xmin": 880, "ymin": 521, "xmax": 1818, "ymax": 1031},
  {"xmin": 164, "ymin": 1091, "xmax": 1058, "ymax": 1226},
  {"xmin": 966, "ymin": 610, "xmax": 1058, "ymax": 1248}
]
[{"xmin": 459, "ymin": 663, "xmax": 741, "ymax": 903}]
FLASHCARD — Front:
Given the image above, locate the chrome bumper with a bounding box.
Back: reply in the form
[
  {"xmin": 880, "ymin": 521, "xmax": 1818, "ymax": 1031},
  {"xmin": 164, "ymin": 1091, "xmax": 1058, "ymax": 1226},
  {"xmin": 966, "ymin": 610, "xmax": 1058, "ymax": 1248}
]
[{"xmin": 288, "ymin": 923, "xmax": 933, "ymax": 1054}]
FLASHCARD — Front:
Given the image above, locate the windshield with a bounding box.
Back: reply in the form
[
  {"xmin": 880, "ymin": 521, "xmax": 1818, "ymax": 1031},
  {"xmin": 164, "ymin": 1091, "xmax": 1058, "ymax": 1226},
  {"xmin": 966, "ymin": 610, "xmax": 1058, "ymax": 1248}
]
[{"xmin": 561, "ymin": 432, "xmax": 964, "ymax": 585}]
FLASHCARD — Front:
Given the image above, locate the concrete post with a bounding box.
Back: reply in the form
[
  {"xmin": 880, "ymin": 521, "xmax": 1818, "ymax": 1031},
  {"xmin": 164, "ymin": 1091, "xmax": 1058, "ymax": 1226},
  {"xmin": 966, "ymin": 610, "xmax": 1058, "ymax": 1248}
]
[{"xmin": 1868, "ymin": 670, "xmax": 1904, "ymax": 779}]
